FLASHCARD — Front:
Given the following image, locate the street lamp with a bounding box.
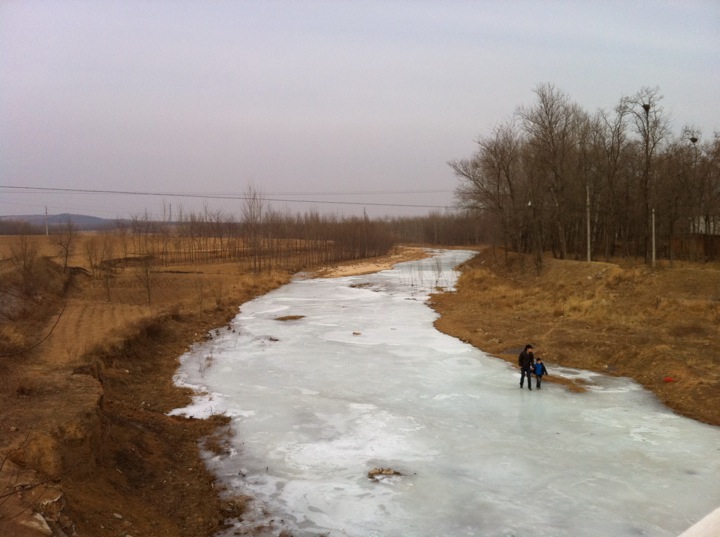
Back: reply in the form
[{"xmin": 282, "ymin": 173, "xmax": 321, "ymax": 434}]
[
  {"xmin": 641, "ymin": 102, "xmax": 655, "ymax": 267},
  {"xmin": 689, "ymin": 135, "xmax": 699, "ymax": 233}
]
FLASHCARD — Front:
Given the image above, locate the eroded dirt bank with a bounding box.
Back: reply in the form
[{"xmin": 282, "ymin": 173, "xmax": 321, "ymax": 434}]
[
  {"xmin": 1, "ymin": 247, "xmax": 422, "ymax": 536},
  {"xmin": 1, "ymin": 266, "xmax": 294, "ymax": 537}
]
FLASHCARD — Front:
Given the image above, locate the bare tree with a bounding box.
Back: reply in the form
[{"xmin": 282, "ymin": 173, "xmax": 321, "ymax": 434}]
[
  {"xmin": 9, "ymin": 236, "xmax": 40, "ymax": 296},
  {"xmin": 621, "ymin": 86, "xmax": 669, "ymax": 263},
  {"xmin": 591, "ymin": 104, "xmax": 630, "ymax": 259},
  {"xmin": 687, "ymin": 131, "xmax": 720, "ymax": 237},
  {"xmin": 52, "ymin": 218, "xmax": 78, "ymax": 272},
  {"xmin": 242, "ymin": 185, "xmax": 265, "ymax": 272},
  {"xmin": 705, "ymin": 134, "xmax": 720, "ymax": 235},
  {"xmin": 658, "ymin": 128, "xmax": 700, "ymax": 262},
  {"xmin": 451, "ymin": 119, "xmax": 524, "ymax": 264},
  {"xmin": 85, "ymin": 233, "xmax": 116, "ymax": 298},
  {"xmin": 84, "ymin": 237, "xmax": 99, "ymax": 278},
  {"xmin": 516, "ymin": 83, "xmax": 588, "ymax": 260},
  {"xmin": 100, "ymin": 239, "xmax": 116, "ymax": 302},
  {"xmin": 135, "ymin": 254, "xmax": 155, "ymax": 305},
  {"xmin": 114, "ymin": 218, "xmax": 130, "ymax": 268}
]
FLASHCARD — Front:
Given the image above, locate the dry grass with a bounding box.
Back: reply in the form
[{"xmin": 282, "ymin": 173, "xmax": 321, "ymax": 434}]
[{"xmin": 431, "ymin": 247, "xmax": 720, "ymax": 426}]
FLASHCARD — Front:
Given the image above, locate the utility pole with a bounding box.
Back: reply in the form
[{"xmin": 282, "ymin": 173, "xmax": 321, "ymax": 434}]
[
  {"xmin": 45, "ymin": 206, "xmax": 49, "ymax": 236},
  {"xmin": 651, "ymin": 208, "xmax": 656, "ymax": 268},
  {"xmin": 586, "ymin": 183, "xmax": 591, "ymax": 262}
]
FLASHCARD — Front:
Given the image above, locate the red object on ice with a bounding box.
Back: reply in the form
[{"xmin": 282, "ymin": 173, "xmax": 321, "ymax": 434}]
[{"xmin": 663, "ymin": 376, "xmax": 675, "ymax": 383}]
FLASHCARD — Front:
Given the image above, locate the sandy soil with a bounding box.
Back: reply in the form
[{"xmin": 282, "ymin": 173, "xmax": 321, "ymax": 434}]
[
  {"xmin": 1, "ymin": 240, "xmax": 718, "ymax": 536},
  {"xmin": 314, "ymin": 246, "xmax": 430, "ymax": 277}
]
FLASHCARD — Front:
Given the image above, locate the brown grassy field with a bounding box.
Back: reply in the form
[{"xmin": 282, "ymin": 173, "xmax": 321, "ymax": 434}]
[{"xmin": 1, "ymin": 235, "xmax": 718, "ymax": 536}]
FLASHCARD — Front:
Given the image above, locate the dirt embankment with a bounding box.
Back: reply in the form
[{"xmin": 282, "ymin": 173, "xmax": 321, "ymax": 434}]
[
  {"xmin": 0, "ymin": 243, "xmax": 422, "ymax": 537},
  {"xmin": 1, "ymin": 243, "xmax": 718, "ymax": 536},
  {"xmin": 430, "ymin": 248, "xmax": 720, "ymax": 426},
  {"xmin": 0, "ymin": 243, "xmax": 296, "ymax": 536}
]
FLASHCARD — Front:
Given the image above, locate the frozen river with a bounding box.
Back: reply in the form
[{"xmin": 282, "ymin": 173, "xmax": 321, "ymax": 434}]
[{"xmin": 172, "ymin": 249, "xmax": 720, "ymax": 536}]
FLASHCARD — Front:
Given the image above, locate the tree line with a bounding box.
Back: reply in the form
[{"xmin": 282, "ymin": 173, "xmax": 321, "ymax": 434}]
[
  {"xmin": 3, "ymin": 187, "xmax": 495, "ymax": 305},
  {"xmin": 450, "ymin": 84, "xmax": 720, "ymax": 267}
]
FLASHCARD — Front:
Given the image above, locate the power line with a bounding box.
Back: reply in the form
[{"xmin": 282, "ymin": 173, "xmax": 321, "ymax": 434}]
[
  {"xmin": 0, "ymin": 185, "xmax": 455, "ymax": 210},
  {"xmin": 267, "ymin": 189, "xmax": 452, "ymax": 196}
]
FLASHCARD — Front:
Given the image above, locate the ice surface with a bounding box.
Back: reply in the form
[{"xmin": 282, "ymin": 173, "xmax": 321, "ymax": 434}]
[{"xmin": 171, "ymin": 250, "xmax": 720, "ymax": 537}]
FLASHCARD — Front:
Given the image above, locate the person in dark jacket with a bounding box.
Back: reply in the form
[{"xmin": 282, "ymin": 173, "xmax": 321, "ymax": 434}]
[
  {"xmin": 518, "ymin": 344, "xmax": 535, "ymax": 390},
  {"xmin": 533, "ymin": 357, "xmax": 549, "ymax": 389}
]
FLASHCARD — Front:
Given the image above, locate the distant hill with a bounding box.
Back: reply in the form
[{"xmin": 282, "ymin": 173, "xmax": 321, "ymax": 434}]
[{"xmin": 0, "ymin": 213, "xmax": 117, "ymax": 231}]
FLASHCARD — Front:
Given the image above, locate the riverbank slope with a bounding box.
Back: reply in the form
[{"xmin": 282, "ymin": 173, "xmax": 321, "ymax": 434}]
[{"xmin": 430, "ymin": 247, "xmax": 720, "ymax": 426}]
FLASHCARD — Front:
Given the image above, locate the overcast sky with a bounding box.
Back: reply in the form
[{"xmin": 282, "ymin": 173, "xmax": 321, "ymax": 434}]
[{"xmin": 1, "ymin": 1, "xmax": 719, "ymax": 220}]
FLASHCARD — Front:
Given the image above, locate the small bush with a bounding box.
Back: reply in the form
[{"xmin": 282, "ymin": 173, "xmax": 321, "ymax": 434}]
[{"xmin": 137, "ymin": 317, "xmax": 165, "ymax": 340}]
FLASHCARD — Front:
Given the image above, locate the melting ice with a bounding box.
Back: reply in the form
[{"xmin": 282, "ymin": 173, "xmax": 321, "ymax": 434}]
[{"xmin": 172, "ymin": 250, "xmax": 720, "ymax": 537}]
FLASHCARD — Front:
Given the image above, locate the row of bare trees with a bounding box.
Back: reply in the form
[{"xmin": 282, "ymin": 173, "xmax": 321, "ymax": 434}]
[
  {"xmin": 1, "ymin": 212, "xmax": 392, "ymax": 306},
  {"xmin": 117, "ymin": 209, "xmax": 396, "ymax": 273},
  {"xmin": 450, "ymin": 84, "xmax": 720, "ymax": 266},
  {"xmin": 4, "ymin": 207, "xmax": 492, "ymax": 301}
]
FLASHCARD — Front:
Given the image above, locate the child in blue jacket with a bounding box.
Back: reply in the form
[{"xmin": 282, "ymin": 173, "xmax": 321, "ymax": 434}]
[{"xmin": 533, "ymin": 358, "xmax": 549, "ymax": 389}]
